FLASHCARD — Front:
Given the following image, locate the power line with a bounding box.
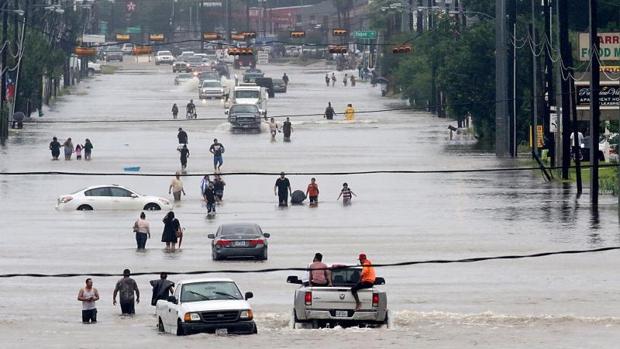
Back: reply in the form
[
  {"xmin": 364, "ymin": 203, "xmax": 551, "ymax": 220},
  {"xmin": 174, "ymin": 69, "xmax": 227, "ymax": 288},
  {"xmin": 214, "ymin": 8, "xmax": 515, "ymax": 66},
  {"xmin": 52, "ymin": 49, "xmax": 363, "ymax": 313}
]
[{"xmin": 1, "ymin": 246, "xmax": 618, "ymax": 278}]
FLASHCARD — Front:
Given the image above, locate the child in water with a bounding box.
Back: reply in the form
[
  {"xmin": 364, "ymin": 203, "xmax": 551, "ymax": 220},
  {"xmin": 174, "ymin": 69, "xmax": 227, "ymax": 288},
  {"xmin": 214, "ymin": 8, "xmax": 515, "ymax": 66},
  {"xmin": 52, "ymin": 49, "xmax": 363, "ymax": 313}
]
[
  {"xmin": 337, "ymin": 183, "xmax": 357, "ymax": 205},
  {"xmin": 75, "ymin": 144, "xmax": 83, "ymax": 160}
]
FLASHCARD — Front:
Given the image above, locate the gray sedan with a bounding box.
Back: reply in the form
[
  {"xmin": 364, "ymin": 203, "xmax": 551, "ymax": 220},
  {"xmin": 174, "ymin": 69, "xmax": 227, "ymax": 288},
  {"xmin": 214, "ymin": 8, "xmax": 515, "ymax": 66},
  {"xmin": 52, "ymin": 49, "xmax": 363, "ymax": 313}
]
[{"xmin": 209, "ymin": 223, "xmax": 270, "ymax": 260}]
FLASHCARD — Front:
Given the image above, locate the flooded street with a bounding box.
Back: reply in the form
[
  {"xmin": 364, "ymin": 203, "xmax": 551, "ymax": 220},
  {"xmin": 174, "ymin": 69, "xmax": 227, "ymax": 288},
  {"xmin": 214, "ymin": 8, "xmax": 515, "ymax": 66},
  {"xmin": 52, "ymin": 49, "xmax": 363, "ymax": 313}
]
[{"xmin": 1, "ymin": 60, "xmax": 619, "ymax": 348}]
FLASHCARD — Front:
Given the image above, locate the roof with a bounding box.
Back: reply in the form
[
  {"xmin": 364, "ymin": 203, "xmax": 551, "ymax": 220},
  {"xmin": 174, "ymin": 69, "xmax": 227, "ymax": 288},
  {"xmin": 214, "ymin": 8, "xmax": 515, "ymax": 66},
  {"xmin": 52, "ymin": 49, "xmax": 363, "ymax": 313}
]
[{"xmin": 178, "ymin": 278, "xmax": 235, "ymax": 285}]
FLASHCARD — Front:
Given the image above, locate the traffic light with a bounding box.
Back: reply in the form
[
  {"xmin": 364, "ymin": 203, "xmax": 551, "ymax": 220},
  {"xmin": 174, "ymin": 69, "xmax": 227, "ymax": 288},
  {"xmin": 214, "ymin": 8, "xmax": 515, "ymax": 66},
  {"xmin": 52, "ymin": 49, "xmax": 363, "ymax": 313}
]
[
  {"xmin": 242, "ymin": 31, "xmax": 256, "ymax": 39},
  {"xmin": 228, "ymin": 47, "xmax": 253, "ymax": 56},
  {"xmin": 290, "ymin": 31, "xmax": 305, "ymax": 39},
  {"xmin": 115, "ymin": 33, "xmax": 130, "ymax": 42},
  {"xmin": 332, "ymin": 28, "xmax": 347, "ymax": 36},
  {"xmin": 132, "ymin": 45, "xmax": 153, "ymax": 55},
  {"xmin": 149, "ymin": 34, "xmax": 165, "ymax": 42},
  {"xmin": 328, "ymin": 45, "xmax": 347, "ymax": 54},
  {"xmin": 231, "ymin": 33, "xmax": 246, "ymax": 41},
  {"xmin": 203, "ymin": 32, "xmax": 223, "ymax": 41},
  {"xmin": 391, "ymin": 45, "xmax": 412, "ymax": 54},
  {"xmin": 74, "ymin": 47, "xmax": 96, "ymax": 57}
]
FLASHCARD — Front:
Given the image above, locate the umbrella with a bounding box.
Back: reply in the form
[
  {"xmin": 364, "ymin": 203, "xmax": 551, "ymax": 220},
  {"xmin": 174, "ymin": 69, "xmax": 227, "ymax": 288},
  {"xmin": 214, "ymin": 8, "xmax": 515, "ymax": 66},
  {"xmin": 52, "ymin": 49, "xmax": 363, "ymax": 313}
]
[{"xmin": 376, "ymin": 77, "xmax": 389, "ymax": 84}]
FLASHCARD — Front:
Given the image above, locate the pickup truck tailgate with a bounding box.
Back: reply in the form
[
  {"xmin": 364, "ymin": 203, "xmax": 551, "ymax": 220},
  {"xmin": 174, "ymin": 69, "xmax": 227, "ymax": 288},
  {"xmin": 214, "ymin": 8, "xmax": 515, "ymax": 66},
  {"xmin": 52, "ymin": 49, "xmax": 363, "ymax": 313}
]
[{"xmin": 308, "ymin": 287, "xmax": 374, "ymax": 309}]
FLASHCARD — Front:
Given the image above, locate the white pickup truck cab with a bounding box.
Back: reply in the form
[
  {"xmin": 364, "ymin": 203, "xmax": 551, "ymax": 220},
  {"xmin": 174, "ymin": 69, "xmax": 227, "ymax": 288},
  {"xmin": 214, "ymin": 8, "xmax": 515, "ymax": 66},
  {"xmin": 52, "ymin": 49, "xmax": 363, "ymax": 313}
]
[
  {"xmin": 287, "ymin": 264, "xmax": 389, "ymax": 329},
  {"xmin": 227, "ymin": 85, "xmax": 268, "ymax": 117},
  {"xmin": 156, "ymin": 278, "xmax": 257, "ymax": 335}
]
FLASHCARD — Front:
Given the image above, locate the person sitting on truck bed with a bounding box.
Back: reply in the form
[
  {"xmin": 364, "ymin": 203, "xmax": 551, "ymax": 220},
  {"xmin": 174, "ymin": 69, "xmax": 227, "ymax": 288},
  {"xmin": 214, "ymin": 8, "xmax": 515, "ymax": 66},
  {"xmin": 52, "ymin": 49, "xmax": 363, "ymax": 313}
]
[
  {"xmin": 351, "ymin": 253, "xmax": 376, "ymax": 310},
  {"xmin": 309, "ymin": 253, "xmax": 331, "ymax": 287}
]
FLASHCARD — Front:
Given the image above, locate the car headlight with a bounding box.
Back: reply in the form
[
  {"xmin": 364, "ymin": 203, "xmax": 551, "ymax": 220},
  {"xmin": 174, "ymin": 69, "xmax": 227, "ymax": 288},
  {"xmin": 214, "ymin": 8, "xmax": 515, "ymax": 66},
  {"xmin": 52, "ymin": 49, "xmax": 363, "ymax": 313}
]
[
  {"xmin": 184, "ymin": 312, "xmax": 201, "ymax": 322},
  {"xmin": 59, "ymin": 196, "xmax": 73, "ymax": 204},
  {"xmin": 240, "ymin": 309, "xmax": 253, "ymax": 320}
]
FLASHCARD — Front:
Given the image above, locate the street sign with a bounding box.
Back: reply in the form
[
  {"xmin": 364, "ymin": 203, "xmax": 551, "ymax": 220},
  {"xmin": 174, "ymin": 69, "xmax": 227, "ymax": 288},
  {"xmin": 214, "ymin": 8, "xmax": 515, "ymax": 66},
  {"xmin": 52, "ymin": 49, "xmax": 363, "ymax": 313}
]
[
  {"xmin": 82, "ymin": 34, "xmax": 105, "ymax": 44},
  {"xmin": 353, "ymin": 31, "xmax": 377, "ymax": 40},
  {"xmin": 203, "ymin": 1, "xmax": 222, "ymax": 7},
  {"xmin": 126, "ymin": 26, "xmax": 141, "ymax": 34}
]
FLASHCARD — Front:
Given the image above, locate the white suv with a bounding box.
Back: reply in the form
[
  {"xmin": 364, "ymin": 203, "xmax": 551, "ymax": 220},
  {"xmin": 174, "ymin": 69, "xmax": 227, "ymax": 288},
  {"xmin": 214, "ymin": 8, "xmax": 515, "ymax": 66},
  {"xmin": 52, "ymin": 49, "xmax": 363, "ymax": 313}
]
[
  {"xmin": 155, "ymin": 50, "xmax": 174, "ymax": 65},
  {"xmin": 156, "ymin": 278, "xmax": 257, "ymax": 335}
]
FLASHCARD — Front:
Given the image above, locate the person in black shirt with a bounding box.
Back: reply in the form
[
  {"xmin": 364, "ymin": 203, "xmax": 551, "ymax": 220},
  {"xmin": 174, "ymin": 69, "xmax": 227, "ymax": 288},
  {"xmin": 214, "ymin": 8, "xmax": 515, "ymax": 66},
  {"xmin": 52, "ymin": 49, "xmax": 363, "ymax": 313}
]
[
  {"xmin": 213, "ymin": 174, "xmax": 226, "ymax": 201},
  {"xmin": 49, "ymin": 136, "xmax": 61, "ymax": 160},
  {"xmin": 83, "ymin": 139, "xmax": 93, "ymax": 160},
  {"xmin": 274, "ymin": 172, "xmax": 292, "ymax": 206},
  {"xmin": 150, "ymin": 272, "xmax": 174, "ymax": 306},
  {"xmin": 282, "ymin": 73, "xmax": 289, "ymax": 86},
  {"xmin": 177, "ymin": 128, "xmax": 188, "ymax": 145},
  {"xmin": 209, "ymin": 138, "xmax": 225, "ymax": 172},
  {"xmin": 204, "ymin": 182, "xmax": 217, "ymax": 215},
  {"xmin": 282, "ymin": 117, "xmax": 292, "ymax": 142},
  {"xmin": 179, "ymin": 144, "xmax": 190, "ymax": 170},
  {"xmin": 171, "ymin": 104, "xmax": 178, "ymax": 119},
  {"xmin": 324, "ymin": 102, "xmax": 335, "ymax": 120}
]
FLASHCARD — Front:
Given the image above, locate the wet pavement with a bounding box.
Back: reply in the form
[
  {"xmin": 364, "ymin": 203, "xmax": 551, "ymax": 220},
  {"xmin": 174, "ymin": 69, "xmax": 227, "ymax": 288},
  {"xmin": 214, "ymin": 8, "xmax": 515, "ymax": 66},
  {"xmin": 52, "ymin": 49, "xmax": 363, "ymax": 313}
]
[{"xmin": 0, "ymin": 58, "xmax": 619, "ymax": 348}]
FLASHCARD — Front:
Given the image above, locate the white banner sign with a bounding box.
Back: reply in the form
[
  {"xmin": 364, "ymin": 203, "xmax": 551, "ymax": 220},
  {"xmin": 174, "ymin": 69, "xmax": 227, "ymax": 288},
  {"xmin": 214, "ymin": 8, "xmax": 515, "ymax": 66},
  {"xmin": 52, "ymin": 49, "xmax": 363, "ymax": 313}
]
[{"xmin": 579, "ymin": 32, "xmax": 620, "ymax": 61}]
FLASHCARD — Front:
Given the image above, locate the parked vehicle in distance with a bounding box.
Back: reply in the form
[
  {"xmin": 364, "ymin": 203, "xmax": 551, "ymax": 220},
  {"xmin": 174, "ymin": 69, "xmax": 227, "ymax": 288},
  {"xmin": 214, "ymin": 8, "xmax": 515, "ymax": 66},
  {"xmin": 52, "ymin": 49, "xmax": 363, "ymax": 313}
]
[
  {"xmin": 186, "ymin": 56, "xmax": 206, "ymax": 70},
  {"xmin": 243, "ymin": 71, "xmax": 265, "ymax": 83},
  {"xmin": 121, "ymin": 43, "xmax": 134, "ymax": 55},
  {"xmin": 273, "ymin": 78, "xmax": 287, "ymax": 93},
  {"xmin": 173, "ymin": 61, "xmax": 191, "ymax": 73},
  {"xmin": 156, "ymin": 278, "xmax": 257, "ymax": 335},
  {"xmin": 88, "ymin": 61, "xmax": 102, "ymax": 75},
  {"xmin": 155, "ymin": 50, "xmax": 175, "ymax": 65},
  {"xmin": 287, "ymin": 265, "xmax": 389, "ymax": 329},
  {"xmin": 56, "ymin": 184, "xmax": 173, "ymax": 211},
  {"xmin": 254, "ymin": 77, "xmax": 275, "ymax": 98},
  {"xmin": 197, "ymin": 70, "xmax": 220, "ymax": 82},
  {"xmin": 228, "ymin": 85, "xmax": 268, "ymax": 117},
  {"xmin": 175, "ymin": 73, "xmax": 195, "ymax": 85},
  {"xmin": 199, "ymin": 80, "xmax": 225, "ymax": 99},
  {"xmin": 103, "ymin": 47, "xmax": 123, "ymax": 62},
  {"xmin": 208, "ymin": 223, "xmax": 270, "ymax": 260},
  {"xmin": 177, "ymin": 51, "xmax": 195, "ymax": 61}
]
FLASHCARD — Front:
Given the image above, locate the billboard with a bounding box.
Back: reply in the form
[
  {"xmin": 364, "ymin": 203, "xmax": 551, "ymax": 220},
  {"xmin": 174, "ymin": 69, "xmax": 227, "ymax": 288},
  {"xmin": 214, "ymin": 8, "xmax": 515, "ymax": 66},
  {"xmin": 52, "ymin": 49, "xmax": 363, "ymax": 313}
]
[{"xmin": 579, "ymin": 32, "xmax": 620, "ymax": 61}]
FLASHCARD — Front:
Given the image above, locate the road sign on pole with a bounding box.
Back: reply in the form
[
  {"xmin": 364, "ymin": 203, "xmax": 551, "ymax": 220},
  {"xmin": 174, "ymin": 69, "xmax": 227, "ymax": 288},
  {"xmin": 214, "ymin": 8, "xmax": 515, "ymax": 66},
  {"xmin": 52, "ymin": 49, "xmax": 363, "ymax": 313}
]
[{"xmin": 353, "ymin": 31, "xmax": 377, "ymax": 40}]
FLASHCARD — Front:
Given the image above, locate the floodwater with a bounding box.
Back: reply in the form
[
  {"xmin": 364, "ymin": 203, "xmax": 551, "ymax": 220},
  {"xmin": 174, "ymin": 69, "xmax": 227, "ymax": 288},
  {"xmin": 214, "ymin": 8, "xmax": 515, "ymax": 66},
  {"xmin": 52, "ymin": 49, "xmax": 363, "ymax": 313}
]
[{"xmin": 0, "ymin": 59, "xmax": 619, "ymax": 349}]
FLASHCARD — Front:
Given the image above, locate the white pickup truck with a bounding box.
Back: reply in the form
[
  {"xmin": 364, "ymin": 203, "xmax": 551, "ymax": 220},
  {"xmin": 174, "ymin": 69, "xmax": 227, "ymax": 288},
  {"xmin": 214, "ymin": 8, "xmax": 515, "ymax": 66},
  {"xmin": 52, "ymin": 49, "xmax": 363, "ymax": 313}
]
[
  {"xmin": 227, "ymin": 85, "xmax": 268, "ymax": 118},
  {"xmin": 287, "ymin": 265, "xmax": 389, "ymax": 329},
  {"xmin": 156, "ymin": 278, "xmax": 257, "ymax": 335}
]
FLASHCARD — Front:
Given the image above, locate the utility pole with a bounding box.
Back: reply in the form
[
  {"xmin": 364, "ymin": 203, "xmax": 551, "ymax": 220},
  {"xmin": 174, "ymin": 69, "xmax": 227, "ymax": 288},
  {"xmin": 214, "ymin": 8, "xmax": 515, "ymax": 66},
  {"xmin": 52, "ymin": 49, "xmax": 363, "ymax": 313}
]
[
  {"xmin": 1, "ymin": 0, "xmax": 9, "ymax": 146},
  {"xmin": 543, "ymin": 0, "xmax": 554, "ymax": 166},
  {"xmin": 589, "ymin": 0, "xmax": 600, "ymax": 205},
  {"xmin": 558, "ymin": 0, "xmax": 571, "ymax": 179},
  {"xmin": 530, "ymin": 0, "xmax": 538, "ymax": 157},
  {"xmin": 200, "ymin": 1, "xmax": 204, "ymax": 52},
  {"xmin": 495, "ymin": 0, "xmax": 511, "ymax": 156},
  {"xmin": 226, "ymin": 0, "xmax": 231, "ymax": 41}
]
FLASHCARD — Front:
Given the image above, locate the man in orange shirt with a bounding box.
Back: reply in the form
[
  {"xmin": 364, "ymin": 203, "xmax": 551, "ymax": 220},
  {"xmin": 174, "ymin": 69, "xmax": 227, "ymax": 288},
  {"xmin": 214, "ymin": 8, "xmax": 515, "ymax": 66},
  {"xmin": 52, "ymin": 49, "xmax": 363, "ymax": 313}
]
[
  {"xmin": 305, "ymin": 178, "xmax": 319, "ymax": 206},
  {"xmin": 351, "ymin": 253, "xmax": 376, "ymax": 310}
]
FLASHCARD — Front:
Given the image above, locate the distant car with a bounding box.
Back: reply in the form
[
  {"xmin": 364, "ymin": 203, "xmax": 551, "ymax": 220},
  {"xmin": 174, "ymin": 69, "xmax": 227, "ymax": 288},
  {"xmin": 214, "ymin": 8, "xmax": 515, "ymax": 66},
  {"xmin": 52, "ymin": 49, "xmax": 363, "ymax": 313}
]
[
  {"xmin": 197, "ymin": 70, "xmax": 220, "ymax": 83},
  {"xmin": 186, "ymin": 56, "xmax": 206, "ymax": 70},
  {"xmin": 88, "ymin": 61, "xmax": 101, "ymax": 75},
  {"xmin": 175, "ymin": 73, "xmax": 195, "ymax": 85},
  {"xmin": 121, "ymin": 43, "xmax": 134, "ymax": 55},
  {"xmin": 155, "ymin": 50, "xmax": 174, "ymax": 65},
  {"xmin": 254, "ymin": 77, "xmax": 275, "ymax": 98},
  {"xmin": 56, "ymin": 184, "xmax": 173, "ymax": 211},
  {"xmin": 104, "ymin": 47, "xmax": 123, "ymax": 62},
  {"xmin": 178, "ymin": 51, "xmax": 195, "ymax": 61},
  {"xmin": 226, "ymin": 103, "xmax": 261, "ymax": 131},
  {"xmin": 243, "ymin": 71, "xmax": 264, "ymax": 83},
  {"xmin": 199, "ymin": 80, "xmax": 225, "ymax": 99},
  {"xmin": 173, "ymin": 61, "xmax": 191, "ymax": 73},
  {"xmin": 208, "ymin": 223, "xmax": 270, "ymax": 260},
  {"xmin": 156, "ymin": 278, "xmax": 257, "ymax": 335},
  {"xmin": 273, "ymin": 78, "xmax": 287, "ymax": 93}
]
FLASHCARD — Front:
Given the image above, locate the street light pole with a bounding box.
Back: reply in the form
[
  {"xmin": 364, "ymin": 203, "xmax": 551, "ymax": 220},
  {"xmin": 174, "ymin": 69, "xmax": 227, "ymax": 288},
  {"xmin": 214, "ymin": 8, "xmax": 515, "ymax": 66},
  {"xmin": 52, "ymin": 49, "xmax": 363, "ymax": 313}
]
[{"xmin": 589, "ymin": 0, "xmax": 600, "ymax": 205}]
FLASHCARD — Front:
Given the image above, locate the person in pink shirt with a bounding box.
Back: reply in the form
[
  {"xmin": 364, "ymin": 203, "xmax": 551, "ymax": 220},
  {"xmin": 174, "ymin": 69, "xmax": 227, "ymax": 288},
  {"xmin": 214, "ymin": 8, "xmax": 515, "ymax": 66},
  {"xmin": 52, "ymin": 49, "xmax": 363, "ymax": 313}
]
[{"xmin": 308, "ymin": 253, "xmax": 331, "ymax": 286}]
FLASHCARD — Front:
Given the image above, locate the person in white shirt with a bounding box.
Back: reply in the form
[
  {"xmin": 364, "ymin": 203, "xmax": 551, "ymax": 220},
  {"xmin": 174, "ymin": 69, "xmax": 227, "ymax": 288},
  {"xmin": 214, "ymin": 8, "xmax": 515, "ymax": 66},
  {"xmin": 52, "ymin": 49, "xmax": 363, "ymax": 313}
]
[{"xmin": 77, "ymin": 278, "xmax": 100, "ymax": 324}]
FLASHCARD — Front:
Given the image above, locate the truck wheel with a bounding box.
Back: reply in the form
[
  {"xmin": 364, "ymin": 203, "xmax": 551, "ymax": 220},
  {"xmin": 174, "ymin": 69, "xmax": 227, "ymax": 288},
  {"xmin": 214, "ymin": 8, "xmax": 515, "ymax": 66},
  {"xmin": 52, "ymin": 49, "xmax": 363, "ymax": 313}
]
[
  {"xmin": 311, "ymin": 320, "xmax": 319, "ymax": 329},
  {"xmin": 383, "ymin": 310, "xmax": 392, "ymax": 329},
  {"xmin": 260, "ymin": 248, "xmax": 268, "ymax": 260},
  {"xmin": 158, "ymin": 318, "xmax": 165, "ymax": 332},
  {"xmin": 176, "ymin": 320, "xmax": 185, "ymax": 336}
]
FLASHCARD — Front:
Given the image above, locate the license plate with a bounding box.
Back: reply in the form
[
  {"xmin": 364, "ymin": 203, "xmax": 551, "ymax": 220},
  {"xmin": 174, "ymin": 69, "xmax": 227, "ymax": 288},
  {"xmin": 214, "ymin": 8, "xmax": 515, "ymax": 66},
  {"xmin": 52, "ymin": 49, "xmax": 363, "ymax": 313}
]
[
  {"xmin": 232, "ymin": 241, "xmax": 247, "ymax": 247},
  {"xmin": 215, "ymin": 328, "xmax": 228, "ymax": 336},
  {"xmin": 335, "ymin": 310, "xmax": 348, "ymax": 318}
]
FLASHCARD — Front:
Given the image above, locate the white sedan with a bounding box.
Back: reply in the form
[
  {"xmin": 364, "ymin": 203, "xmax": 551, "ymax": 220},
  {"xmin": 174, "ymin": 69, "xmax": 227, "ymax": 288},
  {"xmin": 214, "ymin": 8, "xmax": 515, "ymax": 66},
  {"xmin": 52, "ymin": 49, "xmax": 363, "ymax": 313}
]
[
  {"xmin": 56, "ymin": 184, "xmax": 173, "ymax": 211},
  {"xmin": 156, "ymin": 278, "xmax": 257, "ymax": 335}
]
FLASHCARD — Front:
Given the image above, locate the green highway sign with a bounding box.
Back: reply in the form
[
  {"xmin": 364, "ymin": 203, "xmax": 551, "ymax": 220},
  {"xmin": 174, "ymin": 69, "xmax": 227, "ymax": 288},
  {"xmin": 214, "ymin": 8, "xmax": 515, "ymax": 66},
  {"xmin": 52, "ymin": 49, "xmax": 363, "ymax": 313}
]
[
  {"xmin": 353, "ymin": 31, "xmax": 377, "ymax": 39},
  {"xmin": 126, "ymin": 26, "xmax": 141, "ymax": 34}
]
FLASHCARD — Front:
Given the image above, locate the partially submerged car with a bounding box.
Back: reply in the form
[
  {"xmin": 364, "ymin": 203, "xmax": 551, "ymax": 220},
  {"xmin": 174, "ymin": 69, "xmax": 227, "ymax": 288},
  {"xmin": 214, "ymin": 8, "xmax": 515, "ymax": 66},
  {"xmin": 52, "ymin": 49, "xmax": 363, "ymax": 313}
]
[
  {"xmin": 287, "ymin": 265, "xmax": 389, "ymax": 329},
  {"xmin": 156, "ymin": 278, "xmax": 257, "ymax": 335},
  {"xmin": 208, "ymin": 223, "xmax": 270, "ymax": 260}
]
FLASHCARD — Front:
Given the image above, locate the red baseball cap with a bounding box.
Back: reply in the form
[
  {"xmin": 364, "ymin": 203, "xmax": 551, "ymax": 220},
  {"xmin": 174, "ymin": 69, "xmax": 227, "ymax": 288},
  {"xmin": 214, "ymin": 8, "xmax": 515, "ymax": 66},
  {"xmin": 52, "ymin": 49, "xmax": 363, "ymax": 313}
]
[{"xmin": 358, "ymin": 253, "xmax": 367, "ymax": 260}]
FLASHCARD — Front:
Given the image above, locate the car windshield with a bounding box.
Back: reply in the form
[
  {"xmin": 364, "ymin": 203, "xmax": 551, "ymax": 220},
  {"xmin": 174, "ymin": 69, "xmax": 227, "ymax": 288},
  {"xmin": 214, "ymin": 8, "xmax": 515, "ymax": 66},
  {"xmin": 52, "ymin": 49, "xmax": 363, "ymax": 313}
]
[
  {"xmin": 202, "ymin": 81, "xmax": 221, "ymax": 88},
  {"xmin": 180, "ymin": 281, "xmax": 243, "ymax": 303},
  {"xmin": 235, "ymin": 90, "xmax": 259, "ymax": 99},
  {"xmin": 177, "ymin": 74, "xmax": 192, "ymax": 79},
  {"xmin": 230, "ymin": 105, "xmax": 259, "ymax": 114},
  {"xmin": 158, "ymin": 51, "xmax": 171, "ymax": 56},
  {"xmin": 187, "ymin": 57, "xmax": 202, "ymax": 63}
]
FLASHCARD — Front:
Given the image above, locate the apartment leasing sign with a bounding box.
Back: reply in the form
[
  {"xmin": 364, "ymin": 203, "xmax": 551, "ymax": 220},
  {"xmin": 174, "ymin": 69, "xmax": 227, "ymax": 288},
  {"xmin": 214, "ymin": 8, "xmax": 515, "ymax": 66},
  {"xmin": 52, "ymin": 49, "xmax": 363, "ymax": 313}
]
[{"xmin": 579, "ymin": 33, "xmax": 620, "ymax": 61}]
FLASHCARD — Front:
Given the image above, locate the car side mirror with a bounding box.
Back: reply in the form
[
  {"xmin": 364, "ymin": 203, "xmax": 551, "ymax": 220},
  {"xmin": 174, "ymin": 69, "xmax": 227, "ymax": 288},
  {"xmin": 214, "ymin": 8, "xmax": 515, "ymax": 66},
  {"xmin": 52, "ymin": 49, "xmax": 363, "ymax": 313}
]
[
  {"xmin": 263, "ymin": 233, "xmax": 270, "ymax": 238},
  {"xmin": 244, "ymin": 292, "xmax": 253, "ymax": 300},
  {"xmin": 287, "ymin": 276, "xmax": 302, "ymax": 284},
  {"xmin": 131, "ymin": 193, "xmax": 138, "ymax": 198},
  {"xmin": 207, "ymin": 234, "xmax": 215, "ymax": 239},
  {"xmin": 374, "ymin": 277, "xmax": 385, "ymax": 285},
  {"xmin": 167, "ymin": 296, "xmax": 178, "ymax": 304}
]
